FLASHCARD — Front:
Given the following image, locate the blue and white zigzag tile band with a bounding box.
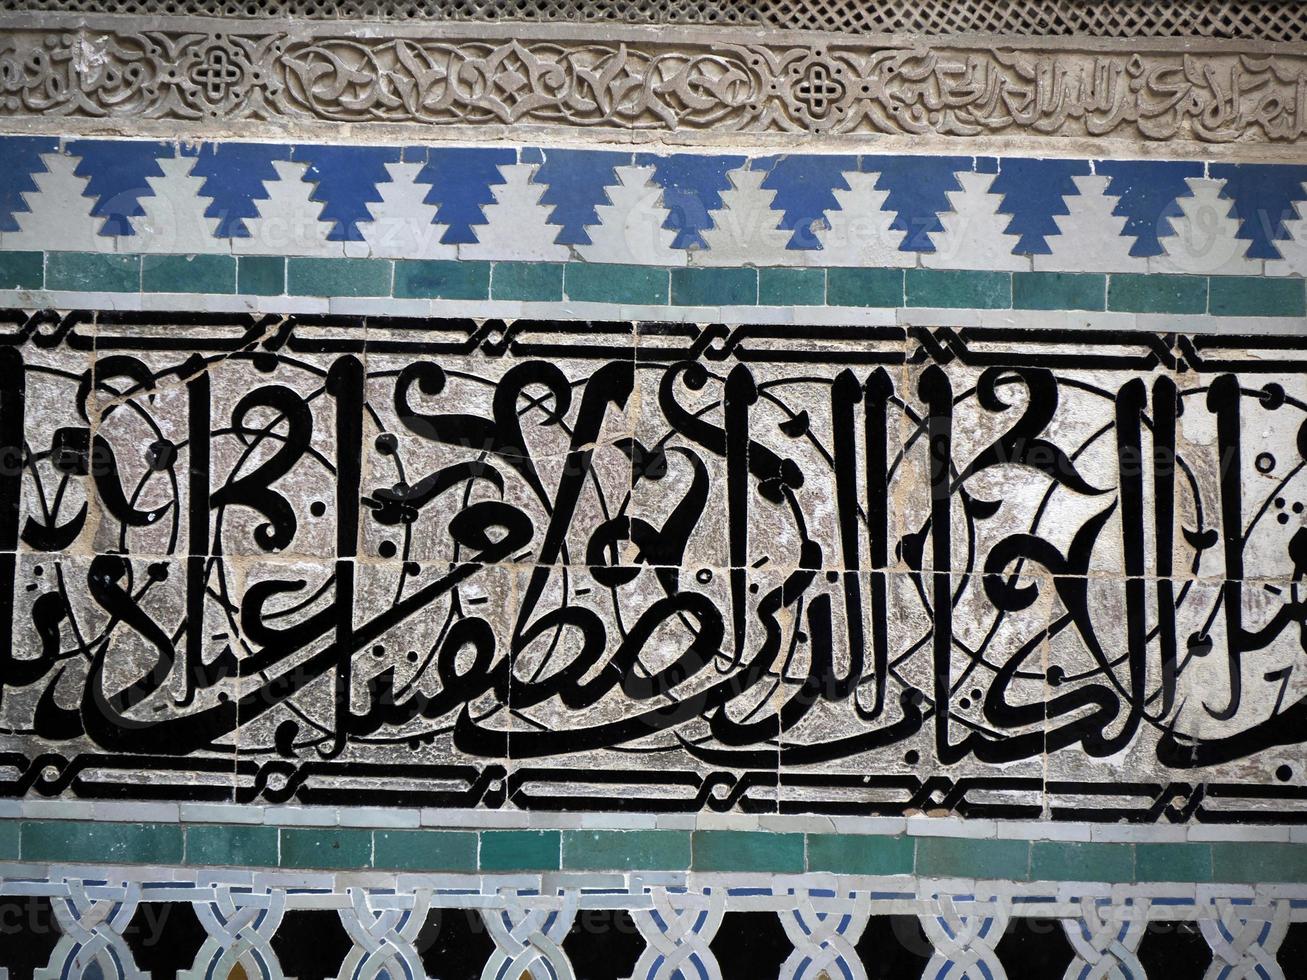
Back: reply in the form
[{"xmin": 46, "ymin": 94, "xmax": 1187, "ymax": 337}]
[{"xmin": 3, "ymin": 137, "xmax": 1307, "ymax": 276}]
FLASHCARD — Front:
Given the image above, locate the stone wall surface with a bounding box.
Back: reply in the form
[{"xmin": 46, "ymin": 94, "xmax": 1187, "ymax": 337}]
[{"xmin": 1, "ymin": 8, "xmax": 1306, "ymax": 980}]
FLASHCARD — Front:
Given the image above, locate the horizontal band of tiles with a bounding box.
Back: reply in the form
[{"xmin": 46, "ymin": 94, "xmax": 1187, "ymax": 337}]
[
  {"xmin": 8, "ymin": 820, "xmax": 1307, "ymax": 881},
  {"xmin": 3, "ymin": 252, "xmax": 1305, "ymax": 317},
  {"xmin": 4, "ymin": 137, "xmax": 1307, "ymax": 277}
]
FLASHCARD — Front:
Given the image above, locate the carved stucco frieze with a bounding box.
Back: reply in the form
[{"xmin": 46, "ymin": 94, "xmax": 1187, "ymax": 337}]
[{"xmin": 1, "ymin": 17, "xmax": 1306, "ymax": 143}]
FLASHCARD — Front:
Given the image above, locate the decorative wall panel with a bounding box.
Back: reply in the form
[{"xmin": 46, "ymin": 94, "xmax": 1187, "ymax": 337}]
[
  {"xmin": 3, "ymin": 17, "xmax": 1307, "ymax": 144},
  {"xmin": 3, "ymin": 22, "xmax": 1307, "ymax": 966}
]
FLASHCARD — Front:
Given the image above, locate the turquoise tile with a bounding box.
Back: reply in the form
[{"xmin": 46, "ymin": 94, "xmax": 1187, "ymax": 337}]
[
  {"xmin": 0, "ymin": 251, "xmax": 42, "ymax": 289},
  {"xmin": 0, "ymin": 821, "xmax": 16, "ymax": 860},
  {"xmin": 1209, "ymin": 276, "xmax": 1306, "ymax": 317},
  {"xmin": 1136, "ymin": 843, "xmax": 1212, "ymax": 882},
  {"xmin": 491, "ymin": 262, "xmax": 564, "ymax": 301},
  {"xmin": 21, "ymin": 821, "xmax": 182, "ymax": 864},
  {"xmin": 1211, "ymin": 842, "xmax": 1307, "ymax": 883},
  {"xmin": 279, "ymin": 828, "xmax": 372, "ymax": 870},
  {"xmin": 806, "ymin": 834, "xmax": 914, "ymax": 875},
  {"xmin": 1013, "ymin": 272, "xmax": 1106, "ymax": 311},
  {"xmin": 142, "ymin": 254, "xmax": 236, "ymax": 294},
  {"xmin": 692, "ymin": 831, "xmax": 804, "ymax": 873},
  {"xmin": 1108, "ymin": 274, "xmax": 1206, "ymax": 313},
  {"xmin": 480, "ymin": 830, "xmax": 561, "ymax": 871},
  {"xmin": 1031, "ymin": 842, "xmax": 1133, "ymax": 883},
  {"xmin": 670, "ymin": 267, "xmax": 757, "ymax": 306},
  {"xmin": 565, "ymin": 263, "xmax": 668, "ymax": 305},
  {"xmin": 186, "ymin": 825, "xmax": 278, "ymax": 868},
  {"xmin": 237, "ymin": 255, "xmax": 285, "ymax": 296},
  {"xmin": 394, "ymin": 259, "xmax": 490, "ymax": 300},
  {"xmin": 826, "ymin": 268, "xmax": 904, "ymax": 307},
  {"xmin": 287, "ymin": 257, "xmax": 391, "ymax": 297},
  {"xmin": 46, "ymin": 252, "xmax": 139, "ymax": 292},
  {"xmin": 374, "ymin": 830, "xmax": 477, "ymax": 871},
  {"xmin": 562, "ymin": 831, "xmax": 691, "ymax": 871},
  {"xmin": 759, "ymin": 267, "xmax": 825, "ymax": 306},
  {"xmin": 906, "ymin": 270, "xmax": 1011, "ymax": 309},
  {"xmin": 916, "ymin": 838, "xmax": 1029, "ymax": 880}
]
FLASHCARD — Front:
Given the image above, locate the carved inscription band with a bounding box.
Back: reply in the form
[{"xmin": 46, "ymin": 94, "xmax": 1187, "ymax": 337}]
[{"xmin": 1, "ymin": 16, "xmax": 1306, "ymax": 142}]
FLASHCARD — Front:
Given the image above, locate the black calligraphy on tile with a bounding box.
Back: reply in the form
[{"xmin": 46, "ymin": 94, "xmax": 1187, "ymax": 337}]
[{"xmin": 0, "ymin": 312, "xmax": 1304, "ymax": 821}]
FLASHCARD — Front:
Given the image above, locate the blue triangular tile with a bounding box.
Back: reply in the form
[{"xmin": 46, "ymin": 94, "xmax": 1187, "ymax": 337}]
[
  {"xmin": 0, "ymin": 136, "xmax": 58, "ymax": 232},
  {"xmin": 756, "ymin": 154, "xmax": 857, "ymax": 250},
  {"xmin": 534, "ymin": 148, "xmax": 631, "ymax": 246},
  {"xmin": 66, "ymin": 139, "xmax": 175, "ymax": 237},
  {"xmin": 635, "ymin": 151, "xmax": 746, "ymax": 250},
  {"xmin": 1096, "ymin": 159, "xmax": 1204, "ymax": 257},
  {"xmin": 991, "ymin": 158, "xmax": 1092, "ymax": 255},
  {"xmin": 863, "ymin": 155, "xmax": 971, "ymax": 252},
  {"xmin": 1209, "ymin": 163, "xmax": 1307, "ymax": 260},
  {"xmin": 416, "ymin": 147, "xmax": 516, "ymax": 245},
  {"xmin": 188, "ymin": 141, "xmax": 292, "ymax": 238},
  {"xmin": 294, "ymin": 144, "xmax": 401, "ymax": 241}
]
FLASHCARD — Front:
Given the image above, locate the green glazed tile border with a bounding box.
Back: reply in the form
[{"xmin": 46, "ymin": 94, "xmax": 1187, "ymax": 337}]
[
  {"xmin": 45, "ymin": 252, "xmax": 140, "ymax": 293},
  {"xmin": 1108, "ymin": 272, "xmax": 1207, "ymax": 313},
  {"xmin": 375, "ymin": 829, "xmax": 478, "ymax": 871},
  {"xmin": 907, "ymin": 269, "xmax": 1011, "ymax": 309},
  {"xmin": 1013, "ymin": 272, "xmax": 1106, "ymax": 311},
  {"xmin": 20, "ymin": 820, "xmax": 183, "ymax": 865},
  {"xmin": 5, "ymin": 820, "xmax": 1307, "ymax": 879},
  {"xmin": 1211, "ymin": 842, "xmax": 1307, "ymax": 884},
  {"xmin": 563, "ymin": 830, "xmax": 691, "ymax": 871},
  {"xmin": 692, "ymin": 830, "xmax": 805, "ymax": 873},
  {"xmin": 186, "ymin": 824, "xmax": 278, "ymax": 868},
  {"xmin": 916, "ymin": 837, "xmax": 1030, "ymax": 880},
  {"xmin": 142, "ymin": 254, "xmax": 236, "ymax": 295},
  {"xmin": 806, "ymin": 833, "xmax": 914, "ymax": 876},
  {"xmin": 0, "ymin": 251, "xmax": 43, "ymax": 290},
  {"xmin": 759, "ymin": 267, "xmax": 825, "ymax": 306},
  {"xmin": 1136, "ymin": 842, "xmax": 1212, "ymax": 883},
  {"xmin": 480, "ymin": 829, "xmax": 561, "ymax": 871},
  {"xmin": 492, "ymin": 261, "xmax": 563, "ymax": 301},
  {"xmin": 237, "ymin": 255, "xmax": 286, "ymax": 296},
  {"xmin": 1209, "ymin": 275, "xmax": 1307, "ymax": 317},
  {"xmin": 1031, "ymin": 841, "xmax": 1133, "ymax": 883},
  {"xmin": 288, "ymin": 257, "xmax": 391, "ymax": 297},
  {"xmin": 279, "ymin": 827, "xmax": 373, "ymax": 870},
  {"xmin": 566, "ymin": 262, "xmax": 668, "ymax": 305},
  {"xmin": 395, "ymin": 259, "xmax": 490, "ymax": 300},
  {"xmin": 672, "ymin": 267, "xmax": 758, "ymax": 306},
  {"xmin": 826, "ymin": 268, "xmax": 903, "ymax": 307},
  {"xmin": 11, "ymin": 253, "xmax": 1307, "ymax": 318}
]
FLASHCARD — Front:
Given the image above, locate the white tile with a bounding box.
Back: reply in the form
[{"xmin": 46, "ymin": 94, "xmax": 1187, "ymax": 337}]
[
  {"xmin": 1034, "ymin": 175, "xmax": 1148, "ymax": 273},
  {"xmin": 816, "ymin": 171, "xmax": 914, "ymax": 268},
  {"xmin": 263, "ymin": 805, "xmax": 338, "ymax": 827},
  {"xmin": 234, "ymin": 160, "xmax": 344, "ymax": 258},
  {"xmin": 179, "ymin": 803, "xmax": 264, "ymax": 825},
  {"xmin": 358, "ymin": 160, "xmax": 457, "ymax": 260},
  {"xmin": 127, "ymin": 154, "xmax": 225, "ymax": 254},
  {"xmin": 338, "ymin": 807, "xmax": 419, "ymax": 829},
  {"xmin": 93, "ymin": 802, "xmax": 179, "ymax": 823},
  {"xmin": 6, "ymin": 151, "xmax": 111, "ymax": 253},
  {"xmin": 460, "ymin": 163, "xmax": 569, "ymax": 262},
  {"xmin": 906, "ymin": 817, "xmax": 996, "ymax": 839},
  {"xmin": 696, "ymin": 167, "xmax": 794, "ymax": 267},
  {"xmin": 1150, "ymin": 177, "xmax": 1260, "ymax": 276},
  {"xmin": 577, "ymin": 164, "xmax": 686, "ymax": 267},
  {"xmin": 922, "ymin": 172, "xmax": 1027, "ymax": 272}
]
